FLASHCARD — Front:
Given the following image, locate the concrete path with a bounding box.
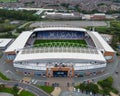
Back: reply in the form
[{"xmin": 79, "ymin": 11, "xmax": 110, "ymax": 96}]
[
  {"xmin": 112, "ymin": 57, "xmax": 120, "ymax": 95},
  {"xmin": 47, "ymin": 77, "xmax": 73, "ymax": 91},
  {"xmin": 0, "ymin": 93, "xmax": 13, "ymax": 96},
  {"xmin": 51, "ymin": 87, "xmax": 61, "ymax": 96}
]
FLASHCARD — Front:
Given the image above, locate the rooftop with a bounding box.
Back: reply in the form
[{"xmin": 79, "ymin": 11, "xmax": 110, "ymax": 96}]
[
  {"xmin": 33, "ymin": 27, "xmax": 87, "ymax": 32},
  {"xmin": 14, "ymin": 48, "xmax": 106, "ymax": 62},
  {"xmin": 5, "ymin": 31, "xmax": 33, "ymax": 52},
  {"xmin": 88, "ymin": 31, "xmax": 114, "ymax": 52},
  {"xmin": 0, "ymin": 38, "xmax": 12, "ymax": 48},
  {"xmin": 21, "ymin": 47, "xmax": 98, "ymax": 54}
]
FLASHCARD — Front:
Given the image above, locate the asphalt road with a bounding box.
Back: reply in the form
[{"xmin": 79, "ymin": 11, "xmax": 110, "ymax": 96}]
[
  {"xmin": 112, "ymin": 60, "xmax": 120, "ymax": 95},
  {"xmin": 0, "ymin": 79, "xmax": 49, "ymax": 96},
  {"xmin": 0, "ymin": 55, "xmax": 50, "ymax": 96}
]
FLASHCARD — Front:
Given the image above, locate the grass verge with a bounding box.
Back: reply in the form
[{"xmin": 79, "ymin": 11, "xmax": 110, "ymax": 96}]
[
  {"xmin": 38, "ymin": 85, "xmax": 54, "ymax": 94},
  {"xmin": 0, "ymin": 72, "xmax": 10, "ymax": 80},
  {"xmin": 0, "ymin": 87, "xmax": 35, "ymax": 96}
]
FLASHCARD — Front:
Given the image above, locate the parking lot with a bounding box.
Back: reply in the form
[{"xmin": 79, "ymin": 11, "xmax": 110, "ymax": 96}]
[{"xmin": 29, "ymin": 21, "xmax": 107, "ymax": 28}]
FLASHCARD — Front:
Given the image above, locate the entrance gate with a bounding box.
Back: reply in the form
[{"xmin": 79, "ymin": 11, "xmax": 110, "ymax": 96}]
[
  {"xmin": 46, "ymin": 67, "xmax": 74, "ymax": 77},
  {"xmin": 53, "ymin": 71, "xmax": 68, "ymax": 77}
]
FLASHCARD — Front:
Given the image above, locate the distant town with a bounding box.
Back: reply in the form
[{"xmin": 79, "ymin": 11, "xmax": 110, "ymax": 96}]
[
  {"xmin": 0, "ymin": 0, "xmax": 120, "ymax": 20},
  {"xmin": 0, "ymin": 0, "xmax": 120, "ymax": 13}
]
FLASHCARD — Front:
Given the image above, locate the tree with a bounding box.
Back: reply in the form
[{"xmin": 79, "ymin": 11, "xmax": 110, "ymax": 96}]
[
  {"xmin": 0, "ymin": 9, "xmax": 39, "ymax": 21},
  {"xmin": 87, "ymin": 83, "xmax": 99, "ymax": 94},
  {"xmin": 74, "ymin": 4, "xmax": 81, "ymax": 12},
  {"xmin": 12, "ymin": 85, "xmax": 19, "ymax": 95},
  {"xmin": 61, "ymin": 3, "xmax": 70, "ymax": 9},
  {"xmin": 0, "ymin": 84, "xmax": 5, "ymax": 90},
  {"xmin": 98, "ymin": 76, "xmax": 113, "ymax": 89},
  {"xmin": 79, "ymin": 83, "xmax": 86, "ymax": 92}
]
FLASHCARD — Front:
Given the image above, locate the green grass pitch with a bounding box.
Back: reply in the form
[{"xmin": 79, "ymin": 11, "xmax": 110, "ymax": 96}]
[{"xmin": 34, "ymin": 40, "xmax": 87, "ymax": 47}]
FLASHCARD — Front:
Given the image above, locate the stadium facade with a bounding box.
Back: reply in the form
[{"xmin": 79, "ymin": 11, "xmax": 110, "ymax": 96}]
[{"xmin": 5, "ymin": 27, "xmax": 115, "ymax": 77}]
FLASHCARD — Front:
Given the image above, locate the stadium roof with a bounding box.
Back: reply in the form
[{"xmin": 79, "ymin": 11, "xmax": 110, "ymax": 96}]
[
  {"xmin": 94, "ymin": 13, "xmax": 105, "ymax": 16},
  {"xmin": 5, "ymin": 31, "xmax": 33, "ymax": 52},
  {"xmin": 21, "ymin": 47, "xmax": 98, "ymax": 54},
  {"xmin": 33, "ymin": 27, "xmax": 87, "ymax": 32},
  {"xmin": 0, "ymin": 38, "xmax": 12, "ymax": 48},
  {"xmin": 14, "ymin": 49, "xmax": 106, "ymax": 62},
  {"xmin": 5, "ymin": 27, "xmax": 87, "ymax": 53},
  {"xmin": 88, "ymin": 31, "xmax": 114, "ymax": 52},
  {"xmin": 5, "ymin": 27, "xmax": 114, "ymax": 54}
]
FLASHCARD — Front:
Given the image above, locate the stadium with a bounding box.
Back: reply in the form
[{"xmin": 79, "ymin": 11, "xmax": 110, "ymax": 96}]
[{"xmin": 5, "ymin": 27, "xmax": 115, "ymax": 77}]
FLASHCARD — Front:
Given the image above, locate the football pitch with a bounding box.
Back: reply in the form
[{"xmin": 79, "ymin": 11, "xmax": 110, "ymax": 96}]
[
  {"xmin": 34, "ymin": 40, "xmax": 87, "ymax": 47},
  {"xmin": 0, "ymin": 0, "xmax": 17, "ymax": 2}
]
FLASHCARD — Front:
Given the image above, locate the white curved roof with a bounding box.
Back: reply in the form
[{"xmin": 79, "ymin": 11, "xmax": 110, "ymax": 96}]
[
  {"xmin": 33, "ymin": 27, "xmax": 87, "ymax": 32},
  {"xmin": 5, "ymin": 31, "xmax": 33, "ymax": 52},
  {"xmin": 88, "ymin": 31, "xmax": 114, "ymax": 52},
  {"xmin": 14, "ymin": 50, "xmax": 106, "ymax": 62}
]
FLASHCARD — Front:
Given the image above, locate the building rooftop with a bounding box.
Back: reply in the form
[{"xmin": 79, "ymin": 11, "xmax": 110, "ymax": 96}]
[
  {"xmin": 94, "ymin": 13, "xmax": 105, "ymax": 16},
  {"xmin": 14, "ymin": 49, "xmax": 106, "ymax": 62},
  {"xmin": 0, "ymin": 38, "xmax": 12, "ymax": 48},
  {"xmin": 34, "ymin": 27, "xmax": 87, "ymax": 32},
  {"xmin": 5, "ymin": 31, "xmax": 33, "ymax": 52},
  {"xmin": 88, "ymin": 31, "xmax": 114, "ymax": 52}
]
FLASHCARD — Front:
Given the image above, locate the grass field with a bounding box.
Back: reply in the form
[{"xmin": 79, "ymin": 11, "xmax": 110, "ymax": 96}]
[
  {"xmin": 0, "ymin": 87, "xmax": 35, "ymax": 96},
  {"xmin": 0, "ymin": 0, "xmax": 17, "ymax": 2},
  {"xmin": 34, "ymin": 40, "xmax": 87, "ymax": 47},
  {"xmin": 38, "ymin": 85, "xmax": 54, "ymax": 94},
  {"xmin": 0, "ymin": 72, "xmax": 10, "ymax": 80}
]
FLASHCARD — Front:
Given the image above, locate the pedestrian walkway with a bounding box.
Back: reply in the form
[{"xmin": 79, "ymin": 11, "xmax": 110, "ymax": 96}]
[
  {"xmin": 17, "ymin": 88, "xmax": 23, "ymax": 95},
  {"xmin": 0, "ymin": 93, "xmax": 13, "ymax": 96},
  {"xmin": 60, "ymin": 91, "xmax": 90, "ymax": 96},
  {"xmin": 47, "ymin": 77, "xmax": 73, "ymax": 91},
  {"xmin": 51, "ymin": 87, "xmax": 61, "ymax": 96},
  {"xmin": 68, "ymin": 87, "xmax": 74, "ymax": 91},
  {"xmin": 110, "ymin": 92, "xmax": 119, "ymax": 96},
  {"xmin": 20, "ymin": 77, "xmax": 31, "ymax": 84}
]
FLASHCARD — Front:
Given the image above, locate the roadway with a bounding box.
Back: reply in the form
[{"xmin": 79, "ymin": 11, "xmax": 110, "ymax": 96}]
[
  {"xmin": 29, "ymin": 21, "xmax": 107, "ymax": 28},
  {"xmin": 0, "ymin": 55, "xmax": 49, "ymax": 96},
  {"xmin": 0, "ymin": 79, "xmax": 50, "ymax": 96},
  {"xmin": 11, "ymin": 21, "xmax": 32, "ymax": 36},
  {"xmin": 112, "ymin": 57, "xmax": 120, "ymax": 95}
]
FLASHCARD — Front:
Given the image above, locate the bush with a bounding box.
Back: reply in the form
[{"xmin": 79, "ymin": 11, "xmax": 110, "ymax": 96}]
[
  {"xmin": 74, "ymin": 85, "xmax": 80, "ymax": 89},
  {"xmin": 79, "ymin": 83, "xmax": 86, "ymax": 91},
  {"xmin": 110, "ymin": 87, "xmax": 119, "ymax": 94},
  {"xmin": 85, "ymin": 83, "xmax": 99, "ymax": 94},
  {"xmin": 97, "ymin": 76, "xmax": 113, "ymax": 88},
  {"xmin": 97, "ymin": 77, "xmax": 118, "ymax": 95},
  {"xmin": 75, "ymin": 82, "xmax": 99, "ymax": 94},
  {"xmin": 99, "ymin": 89, "xmax": 110, "ymax": 95}
]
